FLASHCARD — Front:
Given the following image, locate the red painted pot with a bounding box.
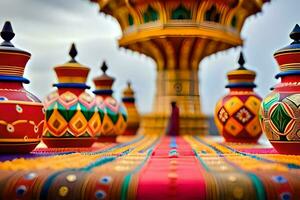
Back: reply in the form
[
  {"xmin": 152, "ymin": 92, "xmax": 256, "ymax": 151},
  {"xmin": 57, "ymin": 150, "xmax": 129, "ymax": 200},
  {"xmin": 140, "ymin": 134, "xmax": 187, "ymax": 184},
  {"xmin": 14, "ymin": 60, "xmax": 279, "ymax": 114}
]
[
  {"xmin": 0, "ymin": 21, "xmax": 44, "ymax": 153},
  {"xmin": 260, "ymin": 24, "xmax": 300, "ymax": 154}
]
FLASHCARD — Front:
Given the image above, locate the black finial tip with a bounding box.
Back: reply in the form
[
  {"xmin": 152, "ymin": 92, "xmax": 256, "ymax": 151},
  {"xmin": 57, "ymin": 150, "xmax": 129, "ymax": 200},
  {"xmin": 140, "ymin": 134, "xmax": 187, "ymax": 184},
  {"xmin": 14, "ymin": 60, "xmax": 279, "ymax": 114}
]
[
  {"xmin": 101, "ymin": 61, "xmax": 108, "ymax": 73},
  {"xmin": 238, "ymin": 51, "xmax": 246, "ymax": 69},
  {"xmin": 69, "ymin": 43, "xmax": 77, "ymax": 62},
  {"xmin": 1, "ymin": 21, "xmax": 15, "ymax": 46},
  {"xmin": 127, "ymin": 81, "xmax": 131, "ymax": 87},
  {"xmin": 290, "ymin": 24, "xmax": 300, "ymax": 42}
]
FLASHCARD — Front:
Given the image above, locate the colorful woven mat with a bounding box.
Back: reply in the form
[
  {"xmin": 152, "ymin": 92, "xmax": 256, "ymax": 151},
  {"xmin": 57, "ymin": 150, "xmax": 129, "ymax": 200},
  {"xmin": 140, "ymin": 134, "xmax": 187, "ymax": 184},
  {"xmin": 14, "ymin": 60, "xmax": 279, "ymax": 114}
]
[{"xmin": 0, "ymin": 136, "xmax": 299, "ymax": 200}]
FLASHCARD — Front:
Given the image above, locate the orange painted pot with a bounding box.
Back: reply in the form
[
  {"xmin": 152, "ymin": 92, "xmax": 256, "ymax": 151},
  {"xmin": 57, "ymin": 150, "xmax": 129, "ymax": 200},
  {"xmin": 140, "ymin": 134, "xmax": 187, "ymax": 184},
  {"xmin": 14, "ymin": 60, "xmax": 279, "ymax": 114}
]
[
  {"xmin": 43, "ymin": 44, "xmax": 99, "ymax": 147},
  {"xmin": 122, "ymin": 82, "xmax": 140, "ymax": 136},
  {"xmin": 215, "ymin": 52, "xmax": 262, "ymax": 143},
  {"xmin": 93, "ymin": 62, "xmax": 127, "ymax": 142}
]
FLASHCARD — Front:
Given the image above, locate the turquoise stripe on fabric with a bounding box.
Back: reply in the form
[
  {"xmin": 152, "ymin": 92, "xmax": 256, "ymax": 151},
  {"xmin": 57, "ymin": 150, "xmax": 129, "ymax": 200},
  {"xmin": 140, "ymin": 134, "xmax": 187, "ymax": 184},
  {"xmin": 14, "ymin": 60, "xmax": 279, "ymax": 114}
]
[{"xmin": 193, "ymin": 136, "xmax": 267, "ymax": 200}]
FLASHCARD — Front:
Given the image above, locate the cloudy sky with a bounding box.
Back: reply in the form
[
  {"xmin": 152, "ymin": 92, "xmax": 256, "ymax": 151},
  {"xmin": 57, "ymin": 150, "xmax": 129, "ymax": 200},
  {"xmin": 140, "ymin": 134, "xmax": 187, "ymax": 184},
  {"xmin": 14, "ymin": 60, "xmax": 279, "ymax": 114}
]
[{"xmin": 0, "ymin": 0, "xmax": 299, "ymax": 115}]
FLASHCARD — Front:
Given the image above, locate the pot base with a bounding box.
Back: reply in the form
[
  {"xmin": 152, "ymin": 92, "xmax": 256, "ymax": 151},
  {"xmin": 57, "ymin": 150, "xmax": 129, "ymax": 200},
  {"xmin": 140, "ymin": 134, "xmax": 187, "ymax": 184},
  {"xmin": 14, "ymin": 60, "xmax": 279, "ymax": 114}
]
[
  {"xmin": 96, "ymin": 136, "xmax": 117, "ymax": 143},
  {"xmin": 270, "ymin": 141, "xmax": 300, "ymax": 155},
  {"xmin": 0, "ymin": 141, "xmax": 40, "ymax": 153},
  {"xmin": 42, "ymin": 137, "xmax": 95, "ymax": 148},
  {"xmin": 224, "ymin": 137, "xmax": 259, "ymax": 144},
  {"xmin": 123, "ymin": 127, "xmax": 139, "ymax": 136}
]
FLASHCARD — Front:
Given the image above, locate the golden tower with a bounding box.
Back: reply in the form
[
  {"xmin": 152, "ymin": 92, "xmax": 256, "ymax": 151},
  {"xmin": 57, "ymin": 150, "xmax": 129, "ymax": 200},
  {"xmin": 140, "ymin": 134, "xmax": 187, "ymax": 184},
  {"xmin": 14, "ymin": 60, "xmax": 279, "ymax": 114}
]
[{"xmin": 90, "ymin": 0, "xmax": 269, "ymax": 135}]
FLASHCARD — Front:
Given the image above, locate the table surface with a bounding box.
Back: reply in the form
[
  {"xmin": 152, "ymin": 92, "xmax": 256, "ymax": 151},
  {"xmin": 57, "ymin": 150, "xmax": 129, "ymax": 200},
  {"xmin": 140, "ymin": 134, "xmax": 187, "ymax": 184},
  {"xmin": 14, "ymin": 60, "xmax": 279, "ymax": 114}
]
[{"xmin": 0, "ymin": 135, "xmax": 299, "ymax": 200}]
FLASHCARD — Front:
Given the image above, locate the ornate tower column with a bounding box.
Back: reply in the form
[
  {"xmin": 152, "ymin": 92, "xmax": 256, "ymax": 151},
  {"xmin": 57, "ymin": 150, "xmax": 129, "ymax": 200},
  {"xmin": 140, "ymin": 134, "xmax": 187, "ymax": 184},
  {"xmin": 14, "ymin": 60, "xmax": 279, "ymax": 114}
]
[{"xmin": 90, "ymin": 0, "xmax": 269, "ymax": 135}]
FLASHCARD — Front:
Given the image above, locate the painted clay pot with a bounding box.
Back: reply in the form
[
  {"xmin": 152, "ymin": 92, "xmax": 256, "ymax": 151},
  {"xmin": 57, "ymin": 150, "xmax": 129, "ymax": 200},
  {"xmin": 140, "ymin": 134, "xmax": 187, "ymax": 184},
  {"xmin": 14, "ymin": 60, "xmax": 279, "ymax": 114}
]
[
  {"xmin": 215, "ymin": 52, "xmax": 262, "ymax": 143},
  {"xmin": 93, "ymin": 62, "xmax": 127, "ymax": 142},
  {"xmin": 122, "ymin": 81, "xmax": 140, "ymax": 135},
  {"xmin": 260, "ymin": 24, "xmax": 300, "ymax": 154},
  {"xmin": 43, "ymin": 44, "xmax": 100, "ymax": 147},
  {"xmin": 0, "ymin": 21, "xmax": 44, "ymax": 153}
]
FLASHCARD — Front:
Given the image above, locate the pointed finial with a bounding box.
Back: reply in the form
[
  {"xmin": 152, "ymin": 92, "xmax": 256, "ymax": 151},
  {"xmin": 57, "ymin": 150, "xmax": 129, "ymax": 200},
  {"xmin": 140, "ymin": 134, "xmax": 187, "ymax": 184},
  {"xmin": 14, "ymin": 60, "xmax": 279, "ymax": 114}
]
[
  {"xmin": 238, "ymin": 51, "xmax": 246, "ymax": 69},
  {"xmin": 101, "ymin": 61, "xmax": 108, "ymax": 73},
  {"xmin": 1, "ymin": 21, "xmax": 15, "ymax": 47},
  {"xmin": 69, "ymin": 43, "xmax": 77, "ymax": 62},
  {"xmin": 127, "ymin": 81, "xmax": 131, "ymax": 88},
  {"xmin": 290, "ymin": 24, "xmax": 300, "ymax": 43}
]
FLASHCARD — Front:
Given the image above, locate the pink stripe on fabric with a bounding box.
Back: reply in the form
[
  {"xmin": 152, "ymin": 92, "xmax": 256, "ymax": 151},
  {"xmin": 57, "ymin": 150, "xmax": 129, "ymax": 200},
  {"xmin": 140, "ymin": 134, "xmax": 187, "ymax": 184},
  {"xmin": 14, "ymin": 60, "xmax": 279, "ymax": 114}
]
[{"xmin": 137, "ymin": 137, "xmax": 206, "ymax": 200}]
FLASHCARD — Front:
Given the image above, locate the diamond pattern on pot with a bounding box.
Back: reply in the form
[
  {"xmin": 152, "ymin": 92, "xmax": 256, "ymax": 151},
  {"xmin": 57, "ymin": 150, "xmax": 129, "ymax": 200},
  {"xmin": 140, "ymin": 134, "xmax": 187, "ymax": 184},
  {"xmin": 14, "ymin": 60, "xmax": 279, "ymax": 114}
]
[
  {"xmin": 79, "ymin": 92, "xmax": 95, "ymax": 110},
  {"xmin": 44, "ymin": 91, "xmax": 59, "ymax": 108},
  {"xmin": 225, "ymin": 118, "xmax": 243, "ymax": 136},
  {"xmin": 79, "ymin": 103, "xmax": 95, "ymax": 121},
  {"xmin": 88, "ymin": 111, "xmax": 101, "ymax": 136},
  {"xmin": 114, "ymin": 113, "xmax": 127, "ymax": 135},
  {"xmin": 245, "ymin": 96, "xmax": 261, "ymax": 114},
  {"xmin": 69, "ymin": 106, "xmax": 88, "ymax": 136},
  {"xmin": 57, "ymin": 103, "xmax": 77, "ymax": 122},
  {"xmin": 224, "ymin": 96, "xmax": 243, "ymax": 115},
  {"xmin": 106, "ymin": 107, "xmax": 119, "ymax": 124},
  {"xmin": 58, "ymin": 91, "xmax": 78, "ymax": 109},
  {"xmin": 234, "ymin": 107, "xmax": 253, "ymax": 124},
  {"xmin": 46, "ymin": 108, "xmax": 68, "ymax": 136},
  {"xmin": 246, "ymin": 117, "xmax": 262, "ymax": 137},
  {"xmin": 101, "ymin": 114, "xmax": 115, "ymax": 135},
  {"xmin": 218, "ymin": 107, "xmax": 229, "ymax": 124},
  {"xmin": 269, "ymin": 102, "xmax": 294, "ymax": 135},
  {"xmin": 105, "ymin": 97, "xmax": 119, "ymax": 113}
]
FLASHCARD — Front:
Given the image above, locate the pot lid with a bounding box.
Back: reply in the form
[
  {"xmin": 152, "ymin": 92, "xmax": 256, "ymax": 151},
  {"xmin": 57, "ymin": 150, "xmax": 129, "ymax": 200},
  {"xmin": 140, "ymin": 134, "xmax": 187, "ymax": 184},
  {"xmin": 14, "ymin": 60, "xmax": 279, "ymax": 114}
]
[
  {"xmin": 122, "ymin": 81, "xmax": 136, "ymax": 102},
  {"xmin": 274, "ymin": 24, "xmax": 300, "ymax": 78},
  {"xmin": 54, "ymin": 43, "xmax": 90, "ymax": 84},
  {"xmin": 93, "ymin": 61, "xmax": 115, "ymax": 91},
  {"xmin": 226, "ymin": 52, "xmax": 257, "ymax": 88},
  {"xmin": 0, "ymin": 21, "xmax": 31, "ymax": 83}
]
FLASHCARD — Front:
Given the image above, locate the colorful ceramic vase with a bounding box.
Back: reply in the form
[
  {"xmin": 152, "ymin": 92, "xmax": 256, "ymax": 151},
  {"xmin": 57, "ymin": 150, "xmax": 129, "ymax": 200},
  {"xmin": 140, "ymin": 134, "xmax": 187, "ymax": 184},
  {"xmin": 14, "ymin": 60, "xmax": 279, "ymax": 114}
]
[
  {"xmin": 215, "ymin": 52, "xmax": 262, "ymax": 143},
  {"xmin": 43, "ymin": 44, "xmax": 100, "ymax": 147},
  {"xmin": 0, "ymin": 21, "xmax": 44, "ymax": 153},
  {"xmin": 260, "ymin": 24, "xmax": 300, "ymax": 154},
  {"xmin": 122, "ymin": 81, "xmax": 140, "ymax": 135},
  {"xmin": 93, "ymin": 62, "xmax": 127, "ymax": 142}
]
